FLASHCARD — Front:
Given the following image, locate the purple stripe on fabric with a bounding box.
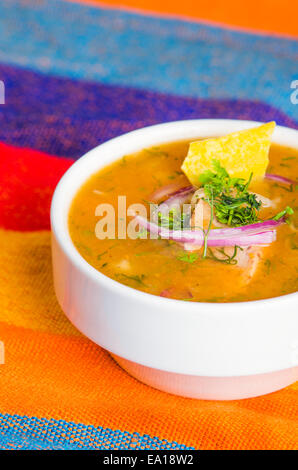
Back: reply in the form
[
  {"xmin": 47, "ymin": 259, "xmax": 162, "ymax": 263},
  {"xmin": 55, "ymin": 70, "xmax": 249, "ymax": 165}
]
[{"xmin": 0, "ymin": 64, "xmax": 297, "ymax": 159}]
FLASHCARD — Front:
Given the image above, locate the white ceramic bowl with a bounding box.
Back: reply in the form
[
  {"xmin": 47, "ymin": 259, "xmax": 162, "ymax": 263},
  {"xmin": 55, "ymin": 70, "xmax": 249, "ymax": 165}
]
[{"xmin": 51, "ymin": 119, "xmax": 298, "ymax": 400}]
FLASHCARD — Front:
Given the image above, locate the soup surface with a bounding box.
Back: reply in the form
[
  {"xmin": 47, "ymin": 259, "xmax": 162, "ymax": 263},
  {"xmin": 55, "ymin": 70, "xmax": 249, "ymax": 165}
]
[{"xmin": 69, "ymin": 140, "xmax": 298, "ymax": 302}]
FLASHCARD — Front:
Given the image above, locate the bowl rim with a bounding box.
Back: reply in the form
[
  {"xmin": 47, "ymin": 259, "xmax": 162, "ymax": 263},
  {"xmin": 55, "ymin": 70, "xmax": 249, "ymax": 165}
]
[{"xmin": 51, "ymin": 118, "xmax": 298, "ymax": 313}]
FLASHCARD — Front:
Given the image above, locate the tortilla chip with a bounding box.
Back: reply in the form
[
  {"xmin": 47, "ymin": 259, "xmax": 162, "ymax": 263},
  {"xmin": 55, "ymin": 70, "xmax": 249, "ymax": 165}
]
[{"xmin": 181, "ymin": 122, "xmax": 275, "ymax": 186}]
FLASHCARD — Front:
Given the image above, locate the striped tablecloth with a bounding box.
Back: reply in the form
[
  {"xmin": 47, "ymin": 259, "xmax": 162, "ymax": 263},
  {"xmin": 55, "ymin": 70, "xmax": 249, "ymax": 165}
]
[{"xmin": 0, "ymin": 0, "xmax": 297, "ymax": 450}]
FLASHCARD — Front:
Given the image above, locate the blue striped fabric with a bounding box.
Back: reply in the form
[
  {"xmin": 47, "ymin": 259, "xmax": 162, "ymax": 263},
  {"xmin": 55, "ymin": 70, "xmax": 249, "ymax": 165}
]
[
  {"xmin": 0, "ymin": 0, "xmax": 297, "ymax": 119},
  {"xmin": 0, "ymin": 413, "xmax": 194, "ymax": 450}
]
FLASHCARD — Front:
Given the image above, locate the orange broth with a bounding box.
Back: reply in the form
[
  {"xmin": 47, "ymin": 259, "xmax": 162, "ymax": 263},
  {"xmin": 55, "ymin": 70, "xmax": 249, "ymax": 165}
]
[{"xmin": 69, "ymin": 141, "xmax": 298, "ymax": 302}]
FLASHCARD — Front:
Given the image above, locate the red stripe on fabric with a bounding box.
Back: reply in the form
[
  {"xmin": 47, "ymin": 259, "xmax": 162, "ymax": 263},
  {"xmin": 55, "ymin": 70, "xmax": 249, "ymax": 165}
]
[{"xmin": 0, "ymin": 142, "xmax": 74, "ymax": 231}]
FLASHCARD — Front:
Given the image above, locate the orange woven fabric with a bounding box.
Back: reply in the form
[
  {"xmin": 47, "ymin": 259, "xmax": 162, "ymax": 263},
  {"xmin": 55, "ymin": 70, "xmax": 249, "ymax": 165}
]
[
  {"xmin": 0, "ymin": 227, "xmax": 297, "ymax": 449},
  {"xmin": 78, "ymin": 0, "xmax": 298, "ymax": 37}
]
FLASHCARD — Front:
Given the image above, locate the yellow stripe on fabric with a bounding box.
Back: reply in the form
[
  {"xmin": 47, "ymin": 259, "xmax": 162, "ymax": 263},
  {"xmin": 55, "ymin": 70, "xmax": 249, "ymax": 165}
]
[{"xmin": 0, "ymin": 229, "xmax": 79, "ymax": 336}]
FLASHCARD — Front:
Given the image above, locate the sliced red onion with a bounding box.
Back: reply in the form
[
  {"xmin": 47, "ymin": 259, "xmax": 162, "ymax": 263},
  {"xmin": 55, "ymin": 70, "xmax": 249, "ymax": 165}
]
[
  {"xmin": 150, "ymin": 174, "xmax": 295, "ymax": 204},
  {"xmin": 158, "ymin": 185, "xmax": 195, "ymax": 214},
  {"xmin": 149, "ymin": 184, "xmax": 193, "ymax": 203},
  {"xmin": 164, "ymin": 185, "xmax": 194, "ymax": 198},
  {"xmin": 201, "ymin": 217, "xmax": 285, "ymax": 237},
  {"xmin": 160, "ymin": 288, "xmax": 193, "ymax": 299},
  {"xmin": 253, "ymin": 192, "xmax": 272, "ymax": 208},
  {"xmin": 135, "ymin": 215, "xmax": 276, "ymax": 247},
  {"xmin": 265, "ymin": 173, "xmax": 296, "ymax": 186}
]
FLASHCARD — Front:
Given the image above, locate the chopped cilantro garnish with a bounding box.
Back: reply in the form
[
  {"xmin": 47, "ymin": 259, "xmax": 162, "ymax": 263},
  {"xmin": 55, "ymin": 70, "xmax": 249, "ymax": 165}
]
[
  {"xmin": 272, "ymin": 206, "xmax": 294, "ymax": 221},
  {"xmin": 177, "ymin": 253, "xmax": 199, "ymax": 263},
  {"xmin": 207, "ymin": 246, "xmax": 243, "ymax": 265},
  {"xmin": 116, "ymin": 273, "xmax": 147, "ymax": 286},
  {"xmin": 97, "ymin": 250, "xmax": 108, "ymax": 260},
  {"xmin": 200, "ymin": 160, "xmax": 261, "ymax": 227},
  {"xmin": 264, "ymin": 259, "xmax": 272, "ymax": 274},
  {"xmin": 158, "ymin": 208, "xmax": 190, "ymax": 230},
  {"xmin": 136, "ymin": 228, "xmax": 148, "ymax": 238},
  {"xmin": 198, "ymin": 161, "xmax": 294, "ymax": 261}
]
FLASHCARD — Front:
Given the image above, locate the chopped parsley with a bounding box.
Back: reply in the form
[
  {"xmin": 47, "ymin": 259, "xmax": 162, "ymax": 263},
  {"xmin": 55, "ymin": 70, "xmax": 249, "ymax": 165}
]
[
  {"xmin": 97, "ymin": 250, "xmax": 108, "ymax": 260},
  {"xmin": 207, "ymin": 246, "xmax": 243, "ymax": 265},
  {"xmin": 199, "ymin": 160, "xmax": 261, "ymax": 227},
  {"xmin": 198, "ymin": 160, "xmax": 294, "ymax": 260},
  {"xmin": 154, "ymin": 160, "xmax": 295, "ymax": 267},
  {"xmin": 116, "ymin": 273, "xmax": 147, "ymax": 286},
  {"xmin": 136, "ymin": 228, "xmax": 148, "ymax": 238},
  {"xmin": 272, "ymin": 206, "xmax": 294, "ymax": 221},
  {"xmin": 264, "ymin": 259, "xmax": 272, "ymax": 274},
  {"xmin": 158, "ymin": 208, "xmax": 191, "ymax": 230},
  {"xmin": 177, "ymin": 253, "xmax": 199, "ymax": 263}
]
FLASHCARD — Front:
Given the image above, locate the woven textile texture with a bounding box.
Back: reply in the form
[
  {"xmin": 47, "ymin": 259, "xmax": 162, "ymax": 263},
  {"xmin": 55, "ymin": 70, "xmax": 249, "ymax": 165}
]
[{"xmin": 0, "ymin": 0, "xmax": 297, "ymax": 450}]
